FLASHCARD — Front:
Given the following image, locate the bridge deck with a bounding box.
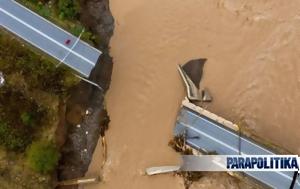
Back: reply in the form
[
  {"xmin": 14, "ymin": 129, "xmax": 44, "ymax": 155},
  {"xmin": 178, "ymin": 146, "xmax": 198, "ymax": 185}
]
[
  {"xmin": 174, "ymin": 100, "xmax": 300, "ymax": 189},
  {"xmin": 0, "ymin": 0, "xmax": 101, "ymax": 77}
]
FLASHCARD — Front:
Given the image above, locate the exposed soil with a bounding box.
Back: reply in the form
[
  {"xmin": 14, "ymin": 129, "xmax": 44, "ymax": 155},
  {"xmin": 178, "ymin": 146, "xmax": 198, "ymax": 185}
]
[{"xmin": 56, "ymin": 0, "xmax": 114, "ymax": 186}]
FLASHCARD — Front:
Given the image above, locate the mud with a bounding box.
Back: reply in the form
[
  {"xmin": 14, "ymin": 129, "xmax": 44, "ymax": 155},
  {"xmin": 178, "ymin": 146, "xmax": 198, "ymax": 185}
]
[{"xmin": 57, "ymin": 0, "xmax": 114, "ymax": 185}]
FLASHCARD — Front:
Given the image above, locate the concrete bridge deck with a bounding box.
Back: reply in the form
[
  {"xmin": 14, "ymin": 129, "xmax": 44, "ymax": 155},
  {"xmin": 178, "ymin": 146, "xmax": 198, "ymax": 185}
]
[
  {"xmin": 0, "ymin": 0, "xmax": 101, "ymax": 77},
  {"xmin": 175, "ymin": 99, "xmax": 300, "ymax": 189}
]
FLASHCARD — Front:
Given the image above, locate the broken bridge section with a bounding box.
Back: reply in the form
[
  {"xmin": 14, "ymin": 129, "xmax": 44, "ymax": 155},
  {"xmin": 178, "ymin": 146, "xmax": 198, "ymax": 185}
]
[
  {"xmin": 0, "ymin": 0, "xmax": 101, "ymax": 77},
  {"xmin": 174, "ymin": 99, "xmax": 300, "ymax": 189}
]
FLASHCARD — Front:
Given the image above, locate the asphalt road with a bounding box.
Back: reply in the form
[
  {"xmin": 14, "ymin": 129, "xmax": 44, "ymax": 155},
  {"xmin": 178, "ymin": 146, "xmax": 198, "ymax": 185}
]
[
  {"xmin": 175, "ymin": 106, "xmax": 300, "ymax": 189},
  {"xmin": 0, "ymin": 0, "xmax": 101, "ymax": 77}
]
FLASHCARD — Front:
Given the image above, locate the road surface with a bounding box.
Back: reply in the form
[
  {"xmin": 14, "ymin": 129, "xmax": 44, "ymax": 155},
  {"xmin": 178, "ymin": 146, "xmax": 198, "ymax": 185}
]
[
  {"xmin": 175, "ymin": 102, "xmax": 300, "ymax": 189},
  {"xmin": 0, "ymin": 0, "xmax": 101, "ymax": 77}
]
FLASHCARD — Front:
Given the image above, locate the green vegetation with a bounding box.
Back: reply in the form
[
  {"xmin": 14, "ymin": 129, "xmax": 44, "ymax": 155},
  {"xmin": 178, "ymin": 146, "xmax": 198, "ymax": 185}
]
[
  {"xmin": 70, "ymin": 24, "xmax": 96, "ymax": 43},
  {"xmin": 26, "ymin": 141, "xmax": 60, "ymax": 174},
  {"xmin": 0, "ymin": 32, "xmax": 78, "ymax": 96},
  {"xmin": 0, "ymin": 87, "xmax": 45, "ymax": 151},
  {"xmin": 0, "ymin": 30, "xmax": 79, "ymax": 151},
  {"xmin": 18, "ymin": 0, "xmax": 98, "ymax": 45},
  {"xmin": 21, "ymin": 112, "xmax": 34, "ymax": 126},
  {"xmin": 0, "ymin": 0, "xmax": 99, "ymax": 188},
  {"xmin": 0, "ymin": 121, "xmax": 29, "ymax": 151},
  {"xmin": 0, "ymin": 30, "xmax": 79, "ymax": 187},
  {"xmin": 58, "ymin": 0, "xmax": 80, "ymax": 19}
]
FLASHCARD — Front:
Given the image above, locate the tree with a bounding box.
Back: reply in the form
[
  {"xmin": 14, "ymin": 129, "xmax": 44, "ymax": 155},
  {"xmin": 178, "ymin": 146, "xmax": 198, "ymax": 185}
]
[{"xmin": 58, "ymin": 0, "xmax": 80, "ymax": 19}]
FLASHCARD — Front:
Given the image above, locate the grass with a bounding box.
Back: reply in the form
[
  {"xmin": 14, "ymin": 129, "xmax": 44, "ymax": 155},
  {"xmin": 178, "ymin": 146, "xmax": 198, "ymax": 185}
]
[{"xmin": 26, "ymin": 140, "xmax": 60, "ymax": 174}]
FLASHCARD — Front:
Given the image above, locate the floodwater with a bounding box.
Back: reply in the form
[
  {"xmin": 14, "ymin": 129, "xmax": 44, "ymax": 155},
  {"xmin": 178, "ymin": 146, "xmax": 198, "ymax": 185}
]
[{"xmin": 86, "ymin": 0, "xmax": 300, "ymax": 188}]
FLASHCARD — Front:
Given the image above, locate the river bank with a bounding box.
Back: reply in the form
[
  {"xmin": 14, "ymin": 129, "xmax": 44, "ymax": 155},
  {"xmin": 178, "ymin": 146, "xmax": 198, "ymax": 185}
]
[{"xmin": 57, "ymin": 0, "xmax": 114, "ymax": 185}]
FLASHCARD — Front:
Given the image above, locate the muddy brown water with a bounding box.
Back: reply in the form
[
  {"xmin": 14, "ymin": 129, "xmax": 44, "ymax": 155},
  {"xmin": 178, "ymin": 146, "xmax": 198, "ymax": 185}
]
[{"xmin": 86, "ymin": 0, "xmax": 300, "ymax": 188}]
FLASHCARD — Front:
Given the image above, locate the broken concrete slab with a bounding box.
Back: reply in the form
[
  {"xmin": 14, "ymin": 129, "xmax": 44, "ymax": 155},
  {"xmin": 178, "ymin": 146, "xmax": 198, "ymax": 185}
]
[
  {"xmin": 146, "ymin": 166, "xmax": 181, "ymax": 176},
  {"xmin": 178, "ymin": 59, "xmax": 206, "ymax": 101},
  {"xmin": 56, "ymin": 176, "xmax": 100, "ymax": 187},
  {"xmin": 182, "ymin": 59, "xmax": 206, "ymax": 89},
  {"xmin": 178, "ymin": 65, "xmax": 201, "ymax": 101}
]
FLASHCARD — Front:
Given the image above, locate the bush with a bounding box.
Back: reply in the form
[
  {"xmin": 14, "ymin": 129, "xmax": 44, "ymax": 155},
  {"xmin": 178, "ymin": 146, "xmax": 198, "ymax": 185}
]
[
  {"xmin": 0, "ymin": 121, "xmax": 32, "ymax": 151},
  {"xmin": 0, "ymin": 32, "xmax": 79, "ymax": 96},
  {"xmin": 21, "ymin": 112, "xmax": 34, "ymax": 126},
  {"xmin": 0, "ymin": 87, "xmax": 46, "ymax": 151},
  {"xmin": 70, "ymin": 24, "xmax": 96, "ymax": 45},
  {"xmin": 39, "ymin": 5, "xmax": 51, "ymax": 18},
  {"xmin": 58, "ymin": 0, "xmax": 80, "ymax": 19},
  {"xmin": 26, "ymin": 141, "xmax": 60, "ymax": 174}
]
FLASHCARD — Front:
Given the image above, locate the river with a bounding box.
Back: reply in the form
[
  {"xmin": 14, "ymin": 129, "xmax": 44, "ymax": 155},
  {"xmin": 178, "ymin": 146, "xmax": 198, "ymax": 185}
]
[{"xmin": 85, "ymin": 0, "xmax": 300, "ymax": 188}]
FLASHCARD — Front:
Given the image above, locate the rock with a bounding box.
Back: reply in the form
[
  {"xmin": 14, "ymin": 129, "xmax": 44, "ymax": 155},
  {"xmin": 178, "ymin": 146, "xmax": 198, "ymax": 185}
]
[
  {"xmin": 80, "ymin": 0, "xmax": 114, "ymax": 46},
  {"xmin": 66, "ymin": 104, "xmax": 85, "ymax": 125}
]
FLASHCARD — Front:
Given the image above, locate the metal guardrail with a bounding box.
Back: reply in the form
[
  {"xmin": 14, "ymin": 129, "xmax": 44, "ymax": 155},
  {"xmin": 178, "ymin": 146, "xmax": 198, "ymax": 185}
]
[
  {"xmin": 174, "ymin": 99, "xmax": 300, "ymax": 189},
  {"xmin": 0, "ymin": 0, "xmax": 101, "ymax": 77}
]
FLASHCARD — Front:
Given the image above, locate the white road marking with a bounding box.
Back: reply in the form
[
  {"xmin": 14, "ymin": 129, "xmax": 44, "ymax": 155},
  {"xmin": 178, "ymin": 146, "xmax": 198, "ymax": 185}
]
[
  {"xmin": 9, "ymin": 0, "xmax": 101, "ymax": 54},
  {"xmin": 57, "ymin": 29, "xmax": 85, "ymax": 67},
  {"xmin": 0, "ymin": 6, "xmax": 96, "ymax": 66},
  {"xmin": 0, "ymin": 13, "xmax": 90, "ymax": 76},
  {"xmin": 179, "ymin": 112, "xmax": 300, "ymax": 186}
]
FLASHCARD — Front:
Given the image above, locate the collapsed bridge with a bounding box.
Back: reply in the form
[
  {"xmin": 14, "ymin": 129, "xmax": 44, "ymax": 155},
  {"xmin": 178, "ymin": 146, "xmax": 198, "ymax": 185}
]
[
  {"xmin": 174, "ymin": 99, "xmax": 300, "ymax": 189},
  {"xmin": 175, "ymin": 60, "xmax": 300, "ymax": 188}
]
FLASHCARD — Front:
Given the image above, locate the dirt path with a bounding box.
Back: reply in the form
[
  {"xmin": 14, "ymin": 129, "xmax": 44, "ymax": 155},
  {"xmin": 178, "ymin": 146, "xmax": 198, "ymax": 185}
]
[{"xmin": 86, "ymin": 0, "xmax": 300, "ymax": 188}]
